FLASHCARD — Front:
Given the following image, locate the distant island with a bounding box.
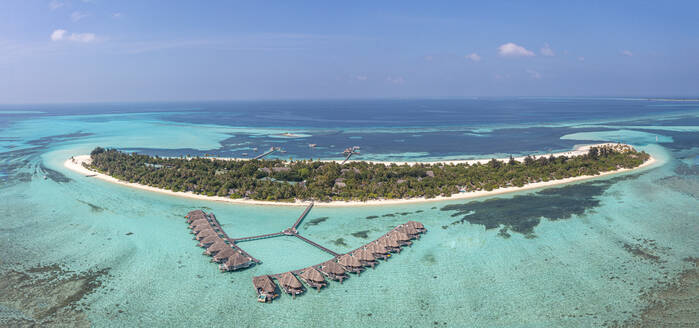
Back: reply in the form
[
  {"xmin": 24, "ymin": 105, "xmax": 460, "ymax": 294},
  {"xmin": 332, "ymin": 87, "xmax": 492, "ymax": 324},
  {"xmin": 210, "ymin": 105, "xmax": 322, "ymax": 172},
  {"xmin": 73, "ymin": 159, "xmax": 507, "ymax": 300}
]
[{"xmin": 69, "ymin": 144, "xmax": 652, "ymax": 205}]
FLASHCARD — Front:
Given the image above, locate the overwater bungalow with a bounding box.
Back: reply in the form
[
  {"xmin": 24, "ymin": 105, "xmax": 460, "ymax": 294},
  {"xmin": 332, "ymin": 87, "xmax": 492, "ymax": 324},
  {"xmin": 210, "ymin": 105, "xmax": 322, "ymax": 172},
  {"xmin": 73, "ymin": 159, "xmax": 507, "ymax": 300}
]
[
  {"xmin": 353, "ymin": 248, "xmax": 378, "ymax": 268},
  {"xmin": 191, "ymin": 224, "xmax": 213, "ymax": 235},
  {"xmin": 297, "ymin": 267, "xmax": 327, "ymax": 291},
  {"xmin": 338, "ymin": 254, "xmax": 364, "ymax": 275},
  {"xmin": 188, "ymin": 218, "xmax": 210, "ymax": 228},
  {"xmin": 194, "ymin": 228, "xmax": 218, "ymax": 241},
  {"xmin": 365, "ymin": 242, "xmax": 391, "ymax": 260},
  {"xmin": 277, "ymin": 272, "xmax": 305, "ymax": 298},
  {"xmin": 204, "ymin": 240, "xmax": 229, "ymax": 255},
  {"xmin": 396, "ymin": 224, "xmax": 420, "ymax": 239},
  {"xmin": 185, "ymin": 210, "xmax": 205, "ymax": 222},
  {"xmin": 197, "ymin": 235, "xmax": 221, "ymax": 248},
  {"xmin": 252, "ymin": 275, "xmax": 278, "ymax": 303},
  {"xmin": 379, "ymin": 235, "xmax": 402, "ymax": 253},
  {"xmin": 318, "ymin": 260, "xmax": 348, "ymax": 283},
  {"xmin": 220, "ymin": 251, "xmax": 253, "ymax": 271},
  {"xmin": 212, "ymin": 247, "xmax": 236, "ymax": 263},
  {"xmin": 390, "ymin": 231, "xmax": 413, "ymax": 246},
  {"xmin": 406, "ymin": 221, "xmax": 426, "ymax": 233}
]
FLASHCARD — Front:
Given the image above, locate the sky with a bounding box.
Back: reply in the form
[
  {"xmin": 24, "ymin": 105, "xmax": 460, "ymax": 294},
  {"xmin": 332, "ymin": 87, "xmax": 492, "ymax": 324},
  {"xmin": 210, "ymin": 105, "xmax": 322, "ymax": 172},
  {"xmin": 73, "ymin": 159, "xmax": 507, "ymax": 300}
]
[{"xmin": 1, "ymin": 0, "xmax": 698, "ymax": 103}]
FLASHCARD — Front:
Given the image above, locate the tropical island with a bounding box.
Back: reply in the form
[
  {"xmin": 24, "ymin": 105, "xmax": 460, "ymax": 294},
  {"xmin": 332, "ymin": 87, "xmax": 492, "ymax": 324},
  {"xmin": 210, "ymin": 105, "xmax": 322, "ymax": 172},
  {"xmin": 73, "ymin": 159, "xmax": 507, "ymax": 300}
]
[{"xmin": 70, "ymin": 144, "xmax": 652, "ymax": 204}]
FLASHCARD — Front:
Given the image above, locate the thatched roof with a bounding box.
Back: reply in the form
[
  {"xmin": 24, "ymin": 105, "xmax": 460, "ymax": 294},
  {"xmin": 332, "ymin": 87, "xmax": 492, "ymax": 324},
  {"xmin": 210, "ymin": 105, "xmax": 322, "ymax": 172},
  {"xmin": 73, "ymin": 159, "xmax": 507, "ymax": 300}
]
[
  {"xmin": 381, "ymin": 236, "xmax": 400, "ymax": 247},
  {"xmin": 338, "ymin": 254, "xmax": 362, "ymax": 267},
  {"xmin": 195, "ymin": 229, "xmax": 216, "ymax": 240},
  {"xmin": 392, "ymin": 231, "xmax": 412, "ymax": 241},
  {"xmin": 206, "ymin": 240, "xmax": 228, "ymax": 253},
  {"xmin": 354, "ymin": 249, "xmax": 376, "ymax": 262},
  {"xmin": 188, "ymin": 218, "xmax": 209, "ymax": 227},
  {"xmin": 191, "ymin": 223, "xmax": 212, "ymax": 231},
  {"xmin": 407, "ymin": 221, "xmax": 425, "ymax": 229},
  {"xmin": 398, "ymin": 224, "xmax": 419, "ymax": 235},
  {"xmin": 252, "ymin": 275, "xmax": 276, "ymax": 293},
  {"xmin": 279, "ymin": 272, "xmax": 302, "ymax": 288},
  {"xmin": 187, "ymin": 210, "xmax": 205, "ymax": 218},
  {"xmin": 199, "ymin": 235, "xmax": 220, "ymax": 245},
  {"xmin": 366, "ymin": 242, "xmax": 386, "ymax": 254},
  {"xmin": 213, "ymin": 247, "xmax": 235, "ymax": 261},
  {"xmin": 225, "ymin": 251, "xmax": 249, "ymax": 267},
  {"xmin": 321, "ymin": 261, "xmax": 346, "ymax": 274},
  {"xmin": 299, "ymin": 267, "xmax": 324, "ymax": 283}
]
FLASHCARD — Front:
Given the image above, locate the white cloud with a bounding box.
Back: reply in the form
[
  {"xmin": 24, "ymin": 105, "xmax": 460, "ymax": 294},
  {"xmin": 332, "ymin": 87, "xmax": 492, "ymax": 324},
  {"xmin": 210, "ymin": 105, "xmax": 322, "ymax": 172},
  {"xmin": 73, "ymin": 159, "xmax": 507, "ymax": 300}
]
[
  {"xmin": 50, "ymin": 29, "xmax": 97, "ymax": 43},
  {"xmin": 50, "ymin": 29, "xmax": 67, "ymax": 41},
  {"xmin": 526, "ymin": 69, "xmax": 542, "ymax": 79},
  {"xmin": 540, "ymin": 43, "xmax": 554, "ymax": 56},
  {"xmin": 386, "ymin": 76, "xmax": 405, "ymax": 85},
  {"xmin": 498, "ymin": 42, "xmax": 535, "ymax": 57},
  {"xmin": 621, "ymin": 50, "xmax": 633, "ymax": 57},
  {"xmin": 49, "ymin": 0, "xmax": 64, "ymax": 10},
  {"xmin": 112, "ymin": 12, "xmax": 122, "ymax": 18},
  {"xmin": 69, "ymin": 33, "xmax": 96, "ymax": 43},
  {"xmin": 465, "ymin": 53, "xmax": 481, "ymax": 62},
  {"xmin": 577, "ymin": 56, "xmax": 585, "ymax": 62},
  {"xmin": 71, "ymin": 11, "xmax": 89, "ymax": 22}
]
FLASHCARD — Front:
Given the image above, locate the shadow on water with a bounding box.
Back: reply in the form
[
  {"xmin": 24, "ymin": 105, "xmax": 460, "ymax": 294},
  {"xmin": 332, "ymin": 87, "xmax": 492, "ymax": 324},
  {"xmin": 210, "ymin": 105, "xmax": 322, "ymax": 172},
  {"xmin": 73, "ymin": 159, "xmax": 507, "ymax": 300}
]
[
  {"xmin": 77, "ymin": 200, "xmax": 105, "ymax": 213},
  {"xmin": 440, "ymin": 173, "xmax": 644, "ymax": 236},
  {"xmin": 303, "ymin": 216, "xmax": 328, "ymax": 228}
]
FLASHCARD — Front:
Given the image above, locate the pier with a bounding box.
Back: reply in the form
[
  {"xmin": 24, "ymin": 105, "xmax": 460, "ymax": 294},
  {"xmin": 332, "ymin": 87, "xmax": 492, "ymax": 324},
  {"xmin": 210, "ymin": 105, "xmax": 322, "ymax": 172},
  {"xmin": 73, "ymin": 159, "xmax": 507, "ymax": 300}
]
[
  {"xmin": 253, "ymin": 147, "xmax": 279, "ymax": 160},
  {"xmin": 232, "ymin": 232, "xmax": 285, "ymax": 243},
  {"xmin": 183, "ymin": 204, "xmax": 427, "ymax": 303},
  {"xmin": 291, "ymin": 201, "xmax": 313, "ymax": 229},
  {"xmin": 293, "ymin": 233, "xmax": 339, "ymax": 257},
  {"xmin": 341, "ymin": 146, "xmax": 360, "ymax": 164}
]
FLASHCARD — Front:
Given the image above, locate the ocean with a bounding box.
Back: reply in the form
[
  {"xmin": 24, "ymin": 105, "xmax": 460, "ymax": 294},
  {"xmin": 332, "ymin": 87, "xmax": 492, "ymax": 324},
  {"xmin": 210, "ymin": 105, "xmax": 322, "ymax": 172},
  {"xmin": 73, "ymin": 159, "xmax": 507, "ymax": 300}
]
[{"xmin": 0, "ymin": 98, "xmax": 697, "ymax": 327}]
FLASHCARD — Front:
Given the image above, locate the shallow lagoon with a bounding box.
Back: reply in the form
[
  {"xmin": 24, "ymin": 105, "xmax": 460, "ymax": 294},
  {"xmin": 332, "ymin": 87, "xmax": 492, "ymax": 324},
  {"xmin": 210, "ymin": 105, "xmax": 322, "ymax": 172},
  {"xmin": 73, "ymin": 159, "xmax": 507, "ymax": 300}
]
[{"xmin": 1, "ymin": 99, "xmax": 697, "ymax": 327}]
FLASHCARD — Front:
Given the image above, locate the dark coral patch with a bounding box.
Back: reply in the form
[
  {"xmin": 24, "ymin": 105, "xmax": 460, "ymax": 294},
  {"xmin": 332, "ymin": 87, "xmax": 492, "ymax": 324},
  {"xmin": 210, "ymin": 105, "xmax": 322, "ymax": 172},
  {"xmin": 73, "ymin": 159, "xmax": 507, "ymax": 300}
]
[
  {"xmin": 441, "ymin": 173, "xmax": 642, "ymax": 235},
  {"xmin": 303, "ymin": 216, "xmax": 328, "ymax": 228},
  {"xmin": 351, "ymin": 230, "xmax": 370, "ymax": 239}
]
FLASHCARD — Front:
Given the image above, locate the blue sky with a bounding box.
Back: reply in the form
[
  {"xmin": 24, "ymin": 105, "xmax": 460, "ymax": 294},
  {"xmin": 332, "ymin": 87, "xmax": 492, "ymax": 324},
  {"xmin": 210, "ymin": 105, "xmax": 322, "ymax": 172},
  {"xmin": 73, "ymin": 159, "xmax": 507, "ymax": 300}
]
[{"xmin": 1, "ymin": 1, "xmax": 698, "ymax": 103}]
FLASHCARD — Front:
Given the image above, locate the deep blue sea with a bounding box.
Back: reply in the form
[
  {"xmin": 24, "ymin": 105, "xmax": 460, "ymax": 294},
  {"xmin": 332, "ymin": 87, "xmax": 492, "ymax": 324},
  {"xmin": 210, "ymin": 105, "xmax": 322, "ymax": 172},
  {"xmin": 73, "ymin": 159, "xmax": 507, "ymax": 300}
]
[{"xmin": 1, "ymin": 98, "xmax": 697, "ymax": 327}]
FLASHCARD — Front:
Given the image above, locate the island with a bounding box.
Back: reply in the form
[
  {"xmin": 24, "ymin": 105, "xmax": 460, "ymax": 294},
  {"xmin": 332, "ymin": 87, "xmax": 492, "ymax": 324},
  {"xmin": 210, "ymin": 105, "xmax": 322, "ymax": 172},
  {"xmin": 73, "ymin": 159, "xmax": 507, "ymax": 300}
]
[{"xmin": 65, "ymin": 144, "xmax": 653, "ymax": 206}]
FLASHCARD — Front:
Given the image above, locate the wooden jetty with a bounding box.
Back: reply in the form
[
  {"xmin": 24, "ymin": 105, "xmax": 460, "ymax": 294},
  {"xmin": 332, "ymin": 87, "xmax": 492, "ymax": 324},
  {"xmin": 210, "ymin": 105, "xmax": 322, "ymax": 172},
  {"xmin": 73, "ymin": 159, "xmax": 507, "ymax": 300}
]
[
  {"xmin": 340, "ymin": 146, "xmax": 360, "ymax": 164},
  {"xmin": 253, "ymin": 147, "xmax": 279, "ymax": 160}
]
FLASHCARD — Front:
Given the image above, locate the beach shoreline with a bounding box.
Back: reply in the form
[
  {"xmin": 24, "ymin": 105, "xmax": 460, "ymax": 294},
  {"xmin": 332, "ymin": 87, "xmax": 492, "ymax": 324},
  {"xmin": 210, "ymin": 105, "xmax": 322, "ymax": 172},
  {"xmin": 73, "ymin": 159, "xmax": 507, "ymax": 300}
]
[{"xmin": 64, "ymin": 144, "xmax": 657, "ymax": 207}]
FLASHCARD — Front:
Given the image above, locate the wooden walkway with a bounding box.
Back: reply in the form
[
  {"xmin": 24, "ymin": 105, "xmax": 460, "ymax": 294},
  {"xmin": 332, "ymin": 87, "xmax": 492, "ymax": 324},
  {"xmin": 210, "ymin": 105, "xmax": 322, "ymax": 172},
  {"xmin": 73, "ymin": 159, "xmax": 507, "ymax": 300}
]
[
  {"xmin": 253, "ymin": 147, "xmax": 277, "ymax": 160},
  {"xmin": 341, "ymin": 152, "xmax": 355, "ymax": 164},
  {"xmin": 232, "ymin": 232, "xmax": 284, "ymax": 243},
  {"xmin": 292, "ymin": 233, "xmax": 339, "ymax": 257},
  {"xmin": 291, "ymin": 201, "xmax": 313, "ymax": 229}
]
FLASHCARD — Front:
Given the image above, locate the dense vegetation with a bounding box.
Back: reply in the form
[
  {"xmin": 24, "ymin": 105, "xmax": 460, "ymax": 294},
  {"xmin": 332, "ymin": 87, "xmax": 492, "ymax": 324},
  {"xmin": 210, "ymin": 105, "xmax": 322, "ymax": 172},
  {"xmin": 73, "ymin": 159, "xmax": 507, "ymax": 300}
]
[{"xmin": 86, "ymin": 145, "xmax": 649, "ymax": 202}]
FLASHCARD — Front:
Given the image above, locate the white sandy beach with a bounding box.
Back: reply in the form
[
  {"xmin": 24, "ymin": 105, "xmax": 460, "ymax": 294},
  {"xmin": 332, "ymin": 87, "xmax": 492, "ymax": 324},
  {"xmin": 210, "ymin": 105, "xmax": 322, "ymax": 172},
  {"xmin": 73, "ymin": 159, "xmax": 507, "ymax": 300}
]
[{"xmin": 64, "ymin": 144, "xmax": 657, "ymax": 207}]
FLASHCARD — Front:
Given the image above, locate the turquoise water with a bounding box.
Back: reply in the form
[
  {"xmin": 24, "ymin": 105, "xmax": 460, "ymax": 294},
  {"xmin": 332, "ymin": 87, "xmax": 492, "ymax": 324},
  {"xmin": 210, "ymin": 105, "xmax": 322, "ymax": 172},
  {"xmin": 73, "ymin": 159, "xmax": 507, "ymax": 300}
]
[{"xmin": 1, "ymin": 100, "xmax": 698, "ymax": 327}]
